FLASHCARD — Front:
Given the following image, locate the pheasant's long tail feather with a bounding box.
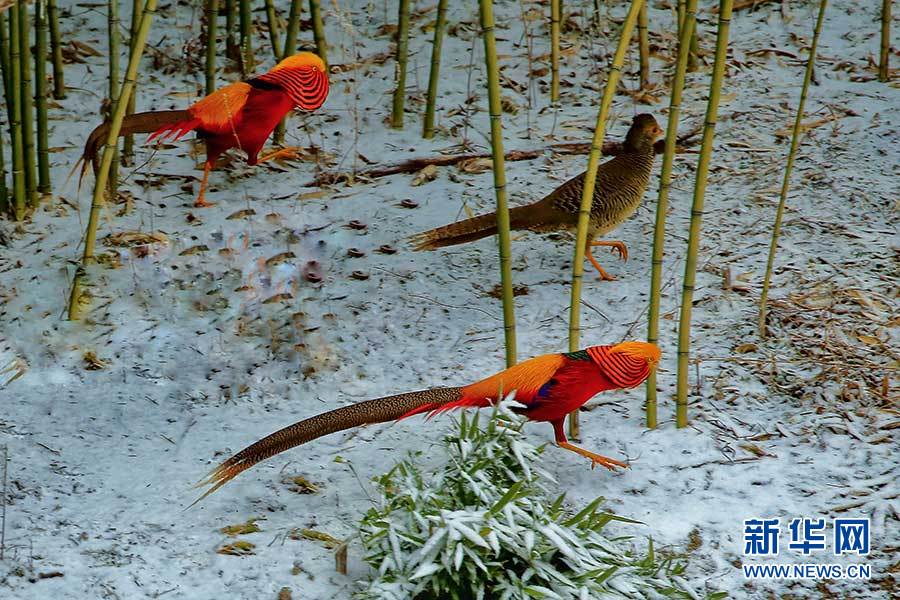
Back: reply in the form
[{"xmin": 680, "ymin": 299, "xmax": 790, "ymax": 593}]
[
  {"xmin": 75, "ymin": 110, "xmax": 193, "ymax": 189},
  {"xmin": 409, "ymin": 212, "xmax": 501, "ymax": 250},
  {"xmin": 190, "ymin": 387, "xmax": 463, "ymax": 506}
]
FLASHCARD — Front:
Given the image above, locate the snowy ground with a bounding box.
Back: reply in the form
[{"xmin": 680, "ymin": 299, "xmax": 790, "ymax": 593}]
[{"xmin": 0, "ymin": 0, "xmax": 897, "ymax": 598}]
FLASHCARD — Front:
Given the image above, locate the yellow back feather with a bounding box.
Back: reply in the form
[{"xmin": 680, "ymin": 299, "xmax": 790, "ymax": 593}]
[{"xmin": 463, "ymin": 353, "xmax": 565, "ymax": 401}]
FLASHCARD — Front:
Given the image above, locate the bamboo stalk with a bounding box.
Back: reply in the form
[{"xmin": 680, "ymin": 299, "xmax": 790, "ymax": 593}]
[
  {"xmin": 225, "ymin": 0, "xmax": 237, "ymax": 62},
  {"xmin": 1, "ymin": 10, "xmax": 11, "ymax": 129},
  {"xmin": 35, "ymin": 0, "xmax": 50, "ymax": 194},
  {"xmin": 0, "ymin": 12, "xmax": 6, "ymax": 213},
  {"xmin": 479, "ymin": 0, "xmax": 517, "ymax": 367},
  {"xmin": 759, "ymin": 0, "xmax": 828, "ymax": 337},
  {"xmin": 205, "ymin": 0, "xmax": 218, "ymax": 95},
  {"xmin": 68, "ymin": 0, "xmax": 158, "ymax": 320},
  {"xmin": 107, "ymin": 0, "xmax": 120, "ymax": 200},
  {"xmin": 264, "ymin": 0, "xmax": 280, "ymax": 61},
  {"xmin": 18, "ymin": 0, "xmax": 36, "ymax": 206},
  {"xmin": 273, "ymin": 0, "xmax": 303, "ymax": 146},
  {"xmin": 675, "ymin": 0, "xmax": 733, "ymax": 428},
  {"xmin": 638, "ymin": 2, "xmax": 649, "ymax": 89},
  {"xmin": 0, "ymin": 72, "xmax": 6, "ymax": 214},
  {"xmin": 123, "ymin": 0, "xmax": 141, "ymax": 163},
  {"xmin": 687, "ymin": 24, "xmax": 699, "ymax": 71},
  {"xmin": 880, "ymin": 0, "xmax": 891, "ymax": 82},
  {"xmin": 47, "ymin": 0, "xmax": 64, "ymax": 99},
  {"xmin": 238, "ymin": 0, "xmax": 253, "ymax": 77},
  {"xmin": 391, "ymin": 0, "xmax": 411, "ymax": 129},
  {"xmin": 422, "ymin": 0, "xmax": 448, "ymax": 138},
  {"xmin": 0, "ymin": 12, "xmax": 9, "ymax": 107},
  {"xmin": 7, "ymin": 3, "xmax": 25, "ymax": 220},
  {"xmin": 308, "ymin": 0, "xmax": 327, "ymax": 72},
  {"xmin": 550, "ymin": 0, "xmax": 560, "ymax": 103},
  {"xmin": 567, "ymin": 0, "xmax": 645, "ymax": 440},
  {"xmin": 645, "ymin": 0, "xmax": 697, "ymax": 429}
]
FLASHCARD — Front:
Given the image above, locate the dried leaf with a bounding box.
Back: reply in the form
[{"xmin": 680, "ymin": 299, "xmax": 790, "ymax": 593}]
[
  {"xmin": 227, "ymin": 209, "xmax": 256, "ymax": 220},
  {"xmin": 734, "ymin": 343, "xmax": 758, "ymax": 354},
  {"xmin": 457, "ymin": 157, "xmax": 493, "ymax": 174},
  {"xmin": 221, "ymin": 519, "xmax": 261, "ymax": 536},
  {"xmin": 289, "ymin": 528, "xmax": 341, "ymax": 549},
  {"xmin": 217, "ymin": 540, "xmax": 256, "ymax": 556},
  {"xmin": 411, "ymin": 164, "xmax": 439, "ymax": 186},
  {"xmin": 104, "ymin": 231, "xmax": 168, "ymax": 247}
]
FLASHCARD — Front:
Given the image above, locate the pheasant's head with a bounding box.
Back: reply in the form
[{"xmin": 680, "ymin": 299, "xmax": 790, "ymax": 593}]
[
  {"xmin": 624, "ymin": 114, "xmax": 663, "ymax": 151},
  {"xmin": 260, "ymin": 52, "xmax": 330, "ymax": 111}
]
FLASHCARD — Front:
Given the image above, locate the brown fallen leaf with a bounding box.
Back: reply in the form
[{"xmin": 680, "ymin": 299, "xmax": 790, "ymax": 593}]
[
  {"xmin": 217, "ymin": 540, "xmax": 256, "ymax": 556},
  {"xmin": 411, "ymin": 164, "xmax": 439, "ymax": 186}
]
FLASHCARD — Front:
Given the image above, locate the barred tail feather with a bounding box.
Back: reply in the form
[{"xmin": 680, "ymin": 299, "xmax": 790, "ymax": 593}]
[
  {"xmin": 191, "ymin": 387, "xmax": 462, "ymax": 506},
  {"xmin": 409, "ymin": 212, "xmax": 501, "ymax": 251},
  {"xmin": 75, "ymin": 110, "xmax": 193, "ymax": 187}
]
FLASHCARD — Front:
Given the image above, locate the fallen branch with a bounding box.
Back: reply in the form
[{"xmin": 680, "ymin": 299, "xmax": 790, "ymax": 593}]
[{"xmin": 306, "ymin": 127, "xmax": 700, "ymax": 187}]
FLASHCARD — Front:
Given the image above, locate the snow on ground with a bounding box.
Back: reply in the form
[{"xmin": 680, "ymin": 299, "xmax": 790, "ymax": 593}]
[{"xmin": 0, "ymin": 0, "xmax": 897, "ymax": 598}]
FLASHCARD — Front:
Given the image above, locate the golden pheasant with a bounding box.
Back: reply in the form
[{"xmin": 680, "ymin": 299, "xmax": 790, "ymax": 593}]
[
  {"xmin": 79, "ymin": 52, "xmax": 329, "ymax": 207},
  {"xmin": 411, "ymin": 114, "xmax": 663, "ymax": 280},
  {"xmin": 193, "ymin": 341, "xmax": 660, "ymax": 504}
]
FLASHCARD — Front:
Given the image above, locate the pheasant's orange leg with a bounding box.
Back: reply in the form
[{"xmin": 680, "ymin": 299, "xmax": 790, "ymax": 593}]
[
  {"xmin": 194, "ymin": 162, "xmax": 215, "ymax": 208},
  {"xmin": 586, "ymin": 248, "xmax": 617, "ymax": 281},
  {"xmin": 557, "ymin": 441, "xmax": 629, "ymax": 472},
  {"xmin": 257, "ymin": 146, "xmax": 301, "ymax": 163},
  {"xmin": 590, "ymin": 240, "xmax": 628, "ymax": 262}
]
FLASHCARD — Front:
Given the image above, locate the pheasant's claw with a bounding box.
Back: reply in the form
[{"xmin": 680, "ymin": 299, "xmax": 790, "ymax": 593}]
[
  {"xmin": 258, "ymin": 146, "xmax": 303, "ymax": 164},
  {"xmin": 590, "ymin": 240, "xmax": 628, "ymax": 262},
  {"xmin": 558, "ymin": 441, "xmax": 629, "ymax": 472},
  {"xmin": 194, "ymin": 196, "xmax": 215, "ymax": 208}
]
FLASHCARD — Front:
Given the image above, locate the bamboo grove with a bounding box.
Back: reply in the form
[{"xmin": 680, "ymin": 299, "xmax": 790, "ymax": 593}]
[{"xmin": 0, "ymin": 1, "xmax": 892, "ymax": 432}]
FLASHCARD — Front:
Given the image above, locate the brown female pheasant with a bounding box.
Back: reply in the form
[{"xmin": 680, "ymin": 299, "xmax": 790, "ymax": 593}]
[{"xmin": 410, "ymin": 114, "xmax": 663, "ymax": 280}]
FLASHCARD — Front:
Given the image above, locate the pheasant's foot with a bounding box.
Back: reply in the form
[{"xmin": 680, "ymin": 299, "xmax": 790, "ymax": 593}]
[
  {"xmin": 558, "ymin": 441, "xmax": 629, "ymax": 472},
  {"xmin": 586, "ymin": 250, "xmax": 617, "ymax": 281},
  {"xmin": 193, "ymin": 195, "xmax": 215, "ymax": 208},
  {"xmin": 258, "ymin": 146, "xmax": 302, "ymax": 164},
  {"xmin": 590, "ymin": 240, "xmax": 628, "ymax": 262}
]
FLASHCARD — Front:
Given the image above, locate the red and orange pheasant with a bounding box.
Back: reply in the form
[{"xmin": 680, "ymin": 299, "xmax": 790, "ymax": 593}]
[
  {"xmin": 80, "ymin": 52, "xmax": 329, "ymax": 207},
  {"xmin": 194, "ymin": 341, "xmax": 660, "ymax": 504}
]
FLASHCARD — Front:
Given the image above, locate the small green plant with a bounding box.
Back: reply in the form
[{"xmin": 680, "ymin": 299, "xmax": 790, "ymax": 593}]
[{"xmin": 358, "ymin": 402, "xmax": 711, "ymax": 599}]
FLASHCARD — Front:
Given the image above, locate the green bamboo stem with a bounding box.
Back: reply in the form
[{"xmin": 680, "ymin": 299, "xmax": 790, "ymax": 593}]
[
  {"xmin": 0, "ymin": 113, "xmax": 6, "ymax": 214},
  {"xmin": 687, "ymin": 24, "xmax": 699, "ymax": 71},
  {"xmin": 68, "ymin": 0, "xmax": 158, "ymax": 320},
  {"xmin": 0, "ymin": 12, "xmax": 6, "ymax": 213},
  {"xmin": 205, "ymin": 0, "xmax": 218, "ymax": 95},
  {"xmin": 880, "ymin": 0, "xmax": 891, "ymax": 82},
  {"xmin": 225, "ymin": 0, "xmax": 238, "ymax": 62},
  {"xmin": 273, "ymin": 0, "xmax": 303, "ymax": 146},
  {"xmin": 422, "ymin": 0, "xmax": 448, "ymax": 138},
  {"xmin": 18, "ymin": 0, "xmax": 36, "ymax": 206},
  {"xmin": 759, "ymin": 0, "xmax": 828, "ymax": 337},
  {"xmin": 107, "ymin": 0, "xmax": 120, "ymax": 200},
  {"xmin": 264, "ymin": 0, "xmax": 281, "ymax": 61},
  {"xmin": 392, "ymin": 0, "xmax": 411, "ymax": 129},
  {"xmin": 308, "ymin": 0, "xmax": 327, "ymax": 72},
  {"xmin": 567, "ymin": 0, "xmax": 645, "ymax": 440},
  {"xmin": 238, "ymin": 0, "xmax": 253, "ymax": 77},
  {"xmin": 675, "ymin": 0, "xmax": 733, "ymax": 428},
  {"xmin": 7, "ymin": 3, "xmax": 25, "ymax": 220},
  {"xmin": 35, "ymin": 0, "xmax": 50, "ymax": 194},
  {"xmin": 1, "ymin": 11, "xmax": 11, "ymax": 128},
  {"xmin": 638, "ymin": 2, "xmax": 649, "ymax": 89},
  {"xmin": 123, "ymin": 0, "xmax": 140, "ymax": 161},
  {"xmin": 479, "ymin": 0, "xmax": 517, "ymax": 367},
  {"xmin": 550, "ymin": 0, "xmax": 560, "ymax": 103},
  {"xmin": 645, "ymin": 0, "xmax": 696, "ymax": 429},
  {"xmin": 47, "ymin": 0, "xmax": 64, "ymax": 99},
  {"xmin": 0, "ymin": 12, "xmax": 12, "ymax": 108}
]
